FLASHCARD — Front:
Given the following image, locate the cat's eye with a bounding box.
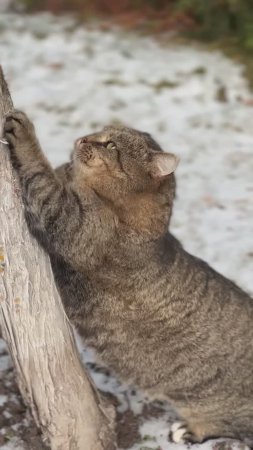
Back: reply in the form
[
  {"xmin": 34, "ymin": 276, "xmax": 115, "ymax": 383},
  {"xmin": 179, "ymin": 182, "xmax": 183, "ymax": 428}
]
[{"xmin": 106, "ymin": 141, "xmax": 116, "ymax": 150}]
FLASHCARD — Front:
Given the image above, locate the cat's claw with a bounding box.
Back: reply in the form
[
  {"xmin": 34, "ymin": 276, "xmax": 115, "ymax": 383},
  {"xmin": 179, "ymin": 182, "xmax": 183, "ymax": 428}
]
[
  {"xmin": 0, "ymin": 138, "xmax": 8, "ymax": 145},
  {"xmin": 169, "ymin": 421, "xmax": 193, "ymax": 444}
]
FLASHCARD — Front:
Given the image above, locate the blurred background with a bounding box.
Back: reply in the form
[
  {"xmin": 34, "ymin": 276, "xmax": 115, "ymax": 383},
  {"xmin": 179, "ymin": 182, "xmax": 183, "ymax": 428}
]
[
  {"xmin": 1, "ymin": 0, "xmax": 252, "ymax": 286},
  {"xmin": 0, "ymin": 2, "xmax": 253, "ymax": 450},
  {"xmin": 5, "ymin": 0, "xmax": 253, "ymax": 85}
]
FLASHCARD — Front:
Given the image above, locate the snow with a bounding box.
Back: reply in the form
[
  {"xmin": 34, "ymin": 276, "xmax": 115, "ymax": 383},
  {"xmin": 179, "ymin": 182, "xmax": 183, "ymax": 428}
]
[
  {"xmin": 0, "ymin": 11, "xmax": 253, "ymax": 450},
  {"xmin": 0, "ymin": 439, "xmax": 25, "ymax": 450},
  {"xmin": 0, "ymin": 396, "xmax": 7, "ymax": 407}
]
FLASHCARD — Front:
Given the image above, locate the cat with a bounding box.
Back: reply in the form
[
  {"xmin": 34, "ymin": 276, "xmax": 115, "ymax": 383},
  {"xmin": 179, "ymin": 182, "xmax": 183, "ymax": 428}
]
[{"xmin": 3, "ymin": 109, "xmax": 253, "ymax": 446}]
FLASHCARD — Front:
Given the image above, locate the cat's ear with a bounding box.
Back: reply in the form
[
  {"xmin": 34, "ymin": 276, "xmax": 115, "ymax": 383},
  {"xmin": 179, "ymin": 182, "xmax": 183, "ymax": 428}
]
[{"xmin": 150, "ymin": 152, "xmax": 179, "ymax": 178}]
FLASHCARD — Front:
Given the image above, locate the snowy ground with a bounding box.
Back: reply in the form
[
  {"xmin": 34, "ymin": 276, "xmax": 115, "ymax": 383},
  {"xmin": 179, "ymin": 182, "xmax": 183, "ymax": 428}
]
[{"xmin": 0, "ymin": 11, "xmax": 253, "ymax": 450}]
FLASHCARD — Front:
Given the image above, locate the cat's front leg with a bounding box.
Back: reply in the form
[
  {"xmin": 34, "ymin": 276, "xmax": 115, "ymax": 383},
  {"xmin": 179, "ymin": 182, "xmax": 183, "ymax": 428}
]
[
  {"xmin": 3, "ymin": 109, "xmax": 61, "ymax": 224},
  {"xmin": 3, "ymin": 110, "xmax": 67, "ymax": 249},
  {"xmin": 3, "ymin": 111, "xmax": 97, "ymax": 268}
]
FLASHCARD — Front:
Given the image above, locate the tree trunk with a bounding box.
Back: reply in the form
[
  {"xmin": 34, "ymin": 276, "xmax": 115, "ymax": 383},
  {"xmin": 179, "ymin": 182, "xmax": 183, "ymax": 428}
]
[{"xmin": 0, "ymin": 66, "xmax": 116, "ymax": 450}]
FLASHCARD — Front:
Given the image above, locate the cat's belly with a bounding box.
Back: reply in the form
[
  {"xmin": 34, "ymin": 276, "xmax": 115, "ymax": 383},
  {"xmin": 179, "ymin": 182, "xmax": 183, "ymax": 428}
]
[
  {"xmin": 50, "ymin": 257, "xmax": 168, "ymax": 391},
  {"xmin": 78, "ymin": 318, "xmax": 165, "ymax": 391},
  {"xmin": 78, "ymin": 304, "xmax": 253, "ymax": 408},
  {"xmin": 51, "ymin": 256, "xmax": 253, "ymax": 405}
]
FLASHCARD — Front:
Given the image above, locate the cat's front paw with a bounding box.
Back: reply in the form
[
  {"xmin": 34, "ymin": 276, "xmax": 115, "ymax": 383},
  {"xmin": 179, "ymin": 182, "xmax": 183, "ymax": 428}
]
[{"xmin": 4, "ymin": 110, "xmax": 37, "ymax": 151}]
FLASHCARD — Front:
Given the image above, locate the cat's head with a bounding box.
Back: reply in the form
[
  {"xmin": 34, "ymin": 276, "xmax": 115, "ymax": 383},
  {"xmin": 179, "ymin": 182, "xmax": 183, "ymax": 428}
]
[
  {"xmin": 73, "ymin": 125, "xmax": 179, "ymax": 192},
  {"xmin": 73, "ymin": 125, "xmax": 179, "ymax": 235}
]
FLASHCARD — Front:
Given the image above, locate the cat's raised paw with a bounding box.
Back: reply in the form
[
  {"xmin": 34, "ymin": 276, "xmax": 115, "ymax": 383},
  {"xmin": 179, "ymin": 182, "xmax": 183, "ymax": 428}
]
[{"xmin": 4, "ymin": 109, "xmax": 36, "ymax": 149}]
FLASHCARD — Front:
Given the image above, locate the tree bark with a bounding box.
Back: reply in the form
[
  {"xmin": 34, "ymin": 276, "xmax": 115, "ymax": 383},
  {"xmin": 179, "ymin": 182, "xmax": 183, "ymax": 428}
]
[{"xmin": 0, "ymin": 66, "xmax": 116, "ymax": 450}]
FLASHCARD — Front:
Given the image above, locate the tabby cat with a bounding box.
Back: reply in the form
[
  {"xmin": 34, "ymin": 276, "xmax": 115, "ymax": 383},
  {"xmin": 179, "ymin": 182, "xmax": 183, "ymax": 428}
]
[{"xmin": 3, "ymin": 110, "xmax": 253, "ymax": 446}]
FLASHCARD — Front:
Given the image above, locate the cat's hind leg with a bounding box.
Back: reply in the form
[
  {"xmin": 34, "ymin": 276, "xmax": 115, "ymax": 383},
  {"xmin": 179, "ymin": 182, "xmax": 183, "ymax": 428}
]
[
  {"xmin": 169, "ymin": 421, "xmax": 191, "ymax": 444},
  {"xmin": 169, "ymin": 419, "xmax": 236, "ymax": 444}
]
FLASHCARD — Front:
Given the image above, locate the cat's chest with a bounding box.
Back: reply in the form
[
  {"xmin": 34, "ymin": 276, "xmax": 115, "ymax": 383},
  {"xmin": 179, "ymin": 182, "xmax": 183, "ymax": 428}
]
[{"xmin": 51, "ymin": 254, "xmax": 152, "ymax": 312}]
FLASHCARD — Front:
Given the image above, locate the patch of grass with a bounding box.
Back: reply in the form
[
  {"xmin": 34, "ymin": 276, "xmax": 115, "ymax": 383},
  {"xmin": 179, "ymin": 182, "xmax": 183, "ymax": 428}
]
[
  {"xmin": 103, "ymin": 78, "xmax": 127, "ymax": 86},
  {"xmin": 33, "ymin": 31, "xmax": 48, "ymax": 40},
  {"xmin": 206, "ymin": 37, "xmax": 253, "ymax": 89},
  {"xmin": 143, "ymin": 434, "xmax": 156, "ymax": 441},
  {"xmin": 150, "ymin": 79, "xmax": 179, "ymax": 92},
  {"xmin": 17, "ymin": 0, "xmax": 253, "ymax": 89},
  {"xmin": 216, "ymin": 85, "xmax": 228, "ymax": 103},
  {"xmin": 176, "ymin": 0, "xmax": 253, "ymax": 44},
  {"xmin": 175, "ymin": 0, "xmax": 253, "ymax": 87},
  {"xmin": 191, "ymin": 66, "xmax": 207, "ymax": 75},
  {"xmin": 109, "ymin": 118, "xmax": 125, "ymax": 127}
]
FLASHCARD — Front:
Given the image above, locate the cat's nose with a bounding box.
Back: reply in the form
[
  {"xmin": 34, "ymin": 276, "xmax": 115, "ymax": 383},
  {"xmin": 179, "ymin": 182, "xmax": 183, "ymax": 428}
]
[{"xmin": 75, "ymin": 137, "xmax": 87, "ymax": 148}]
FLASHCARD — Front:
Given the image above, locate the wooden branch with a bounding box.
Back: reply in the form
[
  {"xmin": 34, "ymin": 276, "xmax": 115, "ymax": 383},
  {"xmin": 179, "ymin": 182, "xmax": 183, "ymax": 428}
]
[{"xmin": 0, "ymin": 66, "xmax": 116, "ymax": 450}]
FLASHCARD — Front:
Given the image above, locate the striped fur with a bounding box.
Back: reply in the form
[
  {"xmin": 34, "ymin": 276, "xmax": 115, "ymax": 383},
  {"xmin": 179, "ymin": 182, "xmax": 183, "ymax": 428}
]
[{"xmin": 4, "ymin": 110, "xmax": 253, "ymax": 445}]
